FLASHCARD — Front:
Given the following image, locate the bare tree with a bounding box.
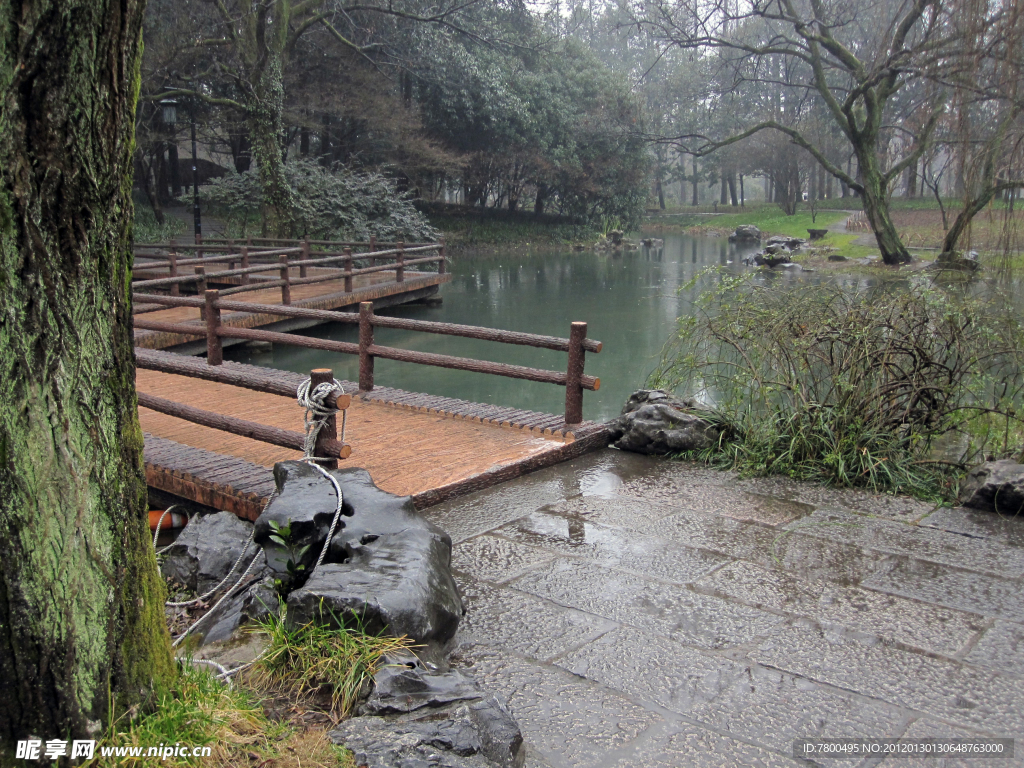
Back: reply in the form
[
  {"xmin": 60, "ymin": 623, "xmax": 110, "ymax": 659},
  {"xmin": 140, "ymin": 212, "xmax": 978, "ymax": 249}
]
[{"xmin": 631, "ymin": 0, "xmax": 1023, "ymax": 264}]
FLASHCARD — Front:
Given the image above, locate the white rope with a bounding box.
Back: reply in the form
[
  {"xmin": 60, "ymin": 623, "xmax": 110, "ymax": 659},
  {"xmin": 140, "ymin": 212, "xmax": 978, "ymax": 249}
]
[
  {"xmin": 166, "ymin": 529, "xmax": 256, "ymax": 608},
  {"xmin": 296, "ymin": 377, "xmax": 347, "ymax": 571},
  {"xmin": 296, "ymin": 377, "xmax": 346, "ymax": 461},
  {"xmin": 172, "ymin": 550, "xmax": 264, "ymax": 648}
]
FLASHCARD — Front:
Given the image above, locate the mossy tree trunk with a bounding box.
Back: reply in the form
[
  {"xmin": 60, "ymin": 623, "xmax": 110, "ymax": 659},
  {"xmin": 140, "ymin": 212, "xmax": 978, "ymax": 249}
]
[{"xmin": 0, "ymin": 0, "xmax": 175, "ymax": 758}]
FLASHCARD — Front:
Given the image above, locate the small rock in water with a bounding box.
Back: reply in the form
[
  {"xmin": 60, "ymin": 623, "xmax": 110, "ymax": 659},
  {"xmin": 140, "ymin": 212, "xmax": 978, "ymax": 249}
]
[{"xmin": 729, "ymin": 224, "xmax": 762, "ymax": 242}]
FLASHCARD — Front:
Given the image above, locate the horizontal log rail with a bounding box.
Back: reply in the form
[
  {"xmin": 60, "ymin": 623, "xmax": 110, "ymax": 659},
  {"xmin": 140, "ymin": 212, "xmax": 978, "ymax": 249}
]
[
  {"xmin": 136, "ymin": 348, "xmax": 350, "ymax": 409},
  {"xmin": 216, "ymin": 325, "xmax": 361, "ymax": 356},
  {"xmin": 366, "ymin": 344, "xmax": 599, "ymax": 390},
  {"xmin": 132, "ymin": 289, "xmax": 601, "ymax": 424},
  {"xmin": 370, "ymin": 315, "xmax": 603, "ymax": 353},
  {"xmin": 138, "ymin": 391, "xmax": 351, "ymax": 460}
]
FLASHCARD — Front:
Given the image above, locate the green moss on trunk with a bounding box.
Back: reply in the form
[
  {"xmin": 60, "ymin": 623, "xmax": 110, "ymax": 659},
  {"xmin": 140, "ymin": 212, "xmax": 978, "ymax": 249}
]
[{"xmin": 0, "ymin": 0, "xmax": 174, "ymax": 757}]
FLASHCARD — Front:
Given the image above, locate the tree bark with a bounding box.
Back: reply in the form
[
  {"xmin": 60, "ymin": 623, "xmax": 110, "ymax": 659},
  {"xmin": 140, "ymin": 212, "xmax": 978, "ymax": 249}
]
[{"xmin": 0, "ymin": 0, "xmax": 175, "ymax": 753}]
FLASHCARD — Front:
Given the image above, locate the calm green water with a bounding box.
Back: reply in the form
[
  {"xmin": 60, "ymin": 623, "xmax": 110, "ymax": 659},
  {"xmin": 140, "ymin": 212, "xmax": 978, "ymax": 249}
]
[{"xmin": 224, "ymin": 233, "xmax": 764, "ymax": 422}]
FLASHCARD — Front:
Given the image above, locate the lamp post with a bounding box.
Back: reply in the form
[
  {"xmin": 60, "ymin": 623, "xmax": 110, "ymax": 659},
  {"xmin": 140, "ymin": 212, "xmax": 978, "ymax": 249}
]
[
  {"xmin": 190, "ymin": 112, "xmax": 202, "ymax": 244},
  {"xmin": 160, "ymin": 99, "xmax": 202, "ymax": 244}
]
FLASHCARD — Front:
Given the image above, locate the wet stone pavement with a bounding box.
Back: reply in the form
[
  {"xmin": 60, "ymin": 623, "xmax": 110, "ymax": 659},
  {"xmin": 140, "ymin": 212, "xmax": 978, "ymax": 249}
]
[{"xmin": 422, "ymin": 449, "xmax": 1024, "ymax": 768}]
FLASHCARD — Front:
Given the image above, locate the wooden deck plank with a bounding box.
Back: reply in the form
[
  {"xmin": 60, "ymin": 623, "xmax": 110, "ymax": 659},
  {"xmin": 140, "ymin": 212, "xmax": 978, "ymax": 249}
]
[{"xmin": 136, "ymin": 368, "xmax": 572, "ymax": 499}]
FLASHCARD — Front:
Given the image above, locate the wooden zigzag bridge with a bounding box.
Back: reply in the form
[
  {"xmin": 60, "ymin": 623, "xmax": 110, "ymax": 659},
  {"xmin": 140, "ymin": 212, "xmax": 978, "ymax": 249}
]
[{"xmin": 132, "ymin": 237, "xmax": 610, "ymax": 518}]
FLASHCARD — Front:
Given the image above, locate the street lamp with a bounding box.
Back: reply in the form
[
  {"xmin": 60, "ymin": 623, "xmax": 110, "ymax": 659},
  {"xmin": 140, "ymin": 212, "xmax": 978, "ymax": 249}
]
[{"xmin": 190, "ymin": 111, "xmax": 202, "ymax": 244}]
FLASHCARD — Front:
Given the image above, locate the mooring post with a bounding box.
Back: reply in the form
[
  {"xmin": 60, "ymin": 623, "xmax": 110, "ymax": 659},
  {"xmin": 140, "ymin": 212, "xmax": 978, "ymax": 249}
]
[
  {"xmin": 359, "ymin": 301, "xmax": 375, "ymax": 392},
  {"xmin": 310, "ymin": 368, "xmax": 339, "ymax": 470},
  {"xmin": 343, "ymin": 247, "xmax": 353, "ymax": 293},
  {"xmin": 205, "ymin": 289, "xmax": 222, "ymax": 366},
  {"xmin": 279, "ymin": 254, "xmax": 291, "ymax": 305},
  {"xmin": 241, "ymin": 246, "xmax": 250, "ymax": 285},
  {"xmin": 396, "ymin": 241, "xmax": 405, "ymax": 283},
  {"xmin": 300, "ymin": 236, "xmax": 310, "ymax": 278},
  {"xmin": 564, "ymin": 321, "xmax": 587, "ymax": 425},
  {"xmin": 438, "ymin": 238, "xmax": 446, "ymax": 275}
]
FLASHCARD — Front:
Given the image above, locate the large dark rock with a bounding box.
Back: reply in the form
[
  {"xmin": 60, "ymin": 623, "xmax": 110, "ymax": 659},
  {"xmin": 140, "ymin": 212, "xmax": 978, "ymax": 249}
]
[
  {"xmin": 287, "ymin": 529, "xmax": 462, "ymax": 656},
  {"xmin": 608, "ymin": 390, "xmax": 719, "ymax": 456},
  {"xmin": 960, "ymin": 460, "xmax": 1024, "ymax": 515},
  {"xmin": 729, "ymin": 225, "xmax": 762, "ymax": 242},
  {"xmin": 161, "ymin": 511, "xmax": 256, "ymax": 594},
  {"xmin": 262, "ymin": 462, "xmax": 461, "ymax": 654},
  {"xmin": 330, "ymin": 696, "xmax": 524, "ymax": 768}
]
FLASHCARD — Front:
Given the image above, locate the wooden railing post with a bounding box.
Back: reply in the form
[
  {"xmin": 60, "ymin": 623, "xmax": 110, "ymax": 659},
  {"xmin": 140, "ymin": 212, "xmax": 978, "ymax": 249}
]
[
  {"xmin": 359, "ymin": 301, "xmax": 375, "ymax": 392},
  {"xmin": 300, "ymin": 236, "xmax": 310, "ymax": 278},
  {"xmin": 343, "ymin": 247, "xmax": 353, "ymax": 293},
  {"xmin": 438, "ymin": 238, "xmax": 446, "ymax": 274},
  {"xmin": 396, "ymin": 241, "xmax": 405, "ymax": 283},
  {"xmin": 205, "ymin": 289, "xmax": 223, "ymax": 365},
  {"xmin": 369, "ymin": 235, "xmax": 377, "ymax": 267},
  {"xmin": 195, "ymin": 266, "xmax": 207, "ymax": 320},
  {"xmin": 564, "ymin": 321, "xmax": 587, "ymax": 424},
  {"xmin": 279, "ymin": 254, "xmax": 292, "ymax": 305},
  {"xmin": 310, "ymin": 368, "xmax": 339, "ymax": 470},
  {"xmin": 241, "ymin": 246, "xmax": 250, "ymax": 285},
  {"xmin": 168, "ymin": 247, "xmax": 180, "ymax": 297}
]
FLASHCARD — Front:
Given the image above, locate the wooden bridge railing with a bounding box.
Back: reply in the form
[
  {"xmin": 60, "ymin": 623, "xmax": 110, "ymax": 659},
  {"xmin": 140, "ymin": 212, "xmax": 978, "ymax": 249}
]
[
  {"xmin": 133, "ymin": 293, "xmax": 601, "ymax": 424},
  {"xmin": 132, "ymin": 242, "xmax": 445, "ymax": 311}
]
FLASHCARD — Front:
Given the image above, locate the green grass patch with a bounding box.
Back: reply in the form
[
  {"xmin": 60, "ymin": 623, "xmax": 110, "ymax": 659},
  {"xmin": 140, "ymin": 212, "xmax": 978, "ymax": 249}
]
[
  {"xmin": 249, "ymin": 613, "xmax": 414, "ymax": 718},
  {"xmin": 97, "ymin": 663, "xmax": 294, "ymax": 766}
]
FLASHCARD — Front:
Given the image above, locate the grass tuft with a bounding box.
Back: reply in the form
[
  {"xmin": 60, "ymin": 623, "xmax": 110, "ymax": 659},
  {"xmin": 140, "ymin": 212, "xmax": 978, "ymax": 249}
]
[{"xmin": 247, "ymin": 612, "xmax": 414, "ymax": 718}]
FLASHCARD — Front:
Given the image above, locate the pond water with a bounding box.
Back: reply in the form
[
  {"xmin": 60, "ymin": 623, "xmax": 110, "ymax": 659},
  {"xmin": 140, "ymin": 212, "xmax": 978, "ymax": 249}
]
[{"xmin": 224, "ymin": 233, "xmax": 771, "ymax": 422}]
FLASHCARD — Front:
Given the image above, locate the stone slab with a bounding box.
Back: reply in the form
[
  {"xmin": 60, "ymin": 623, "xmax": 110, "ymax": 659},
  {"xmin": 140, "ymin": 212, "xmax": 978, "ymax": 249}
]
[
  {"xmin": 918, "ymin": 507, "xmax": 1024, "ymax": 549},
  {"xmin": 491, "ymin": 512, "xmax": 730, "ymax": 585},
  {"xmin": 638, "ymin": 508, "xmax": 886, "ymax": 586},
  {"xmin": 556, "ymin": 626, "xmax": 907, "ymax": 763},
  {"xmin": 454, "ymin": 649, "xmax": 661, "ymax": 768},
  {"xmin": 455, "ymin": 576, "xmax": 616, "ymax": 662},
  {"xmin": 965, "ymin": 620, "xmax": 1024, "ymax": 672},
  {"xmin": 453, "ymin": 535, "xmax": 558, "ymax": 584},
  {"xmin": 782, "ymin": 509, "xmax": 1024, "ymax": 577},
  {"xmin": 862, "ymin": 558, "xmax": 1024, "ymax": 624},
  {"xmin": 696, "ymin": 561, "xmax": 984, "ymax": 656},
  {"xmin": 510, "ymin": 558, "xmax": 784, "ymax": 650},
  {"xmin": 608, "ymin": 722, "xmax": 807, "ymax": 768},
  {"xmin": 749, "ymin": 626, "xmax": 1024, "ymax": 734}
]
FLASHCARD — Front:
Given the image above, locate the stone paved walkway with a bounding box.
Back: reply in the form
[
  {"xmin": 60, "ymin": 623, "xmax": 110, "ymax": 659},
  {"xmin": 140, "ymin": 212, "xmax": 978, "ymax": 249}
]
[{"xmin": 423, "ymin": 449, "xmax": 1024, "ymax": 768}]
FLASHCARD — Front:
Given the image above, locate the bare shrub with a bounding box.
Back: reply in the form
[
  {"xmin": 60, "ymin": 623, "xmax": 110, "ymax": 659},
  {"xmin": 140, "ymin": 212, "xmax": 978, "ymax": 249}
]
[{"xmin": 651, "ymin": 272, "xmax": 1024, "ymax": 497}]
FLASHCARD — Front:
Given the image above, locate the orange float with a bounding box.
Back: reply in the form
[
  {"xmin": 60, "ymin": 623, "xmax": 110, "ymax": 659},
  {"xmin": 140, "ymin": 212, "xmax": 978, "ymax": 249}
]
[{"xmin": 149, "ymin": 509, "xmax": 189, "ymax": 531}]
